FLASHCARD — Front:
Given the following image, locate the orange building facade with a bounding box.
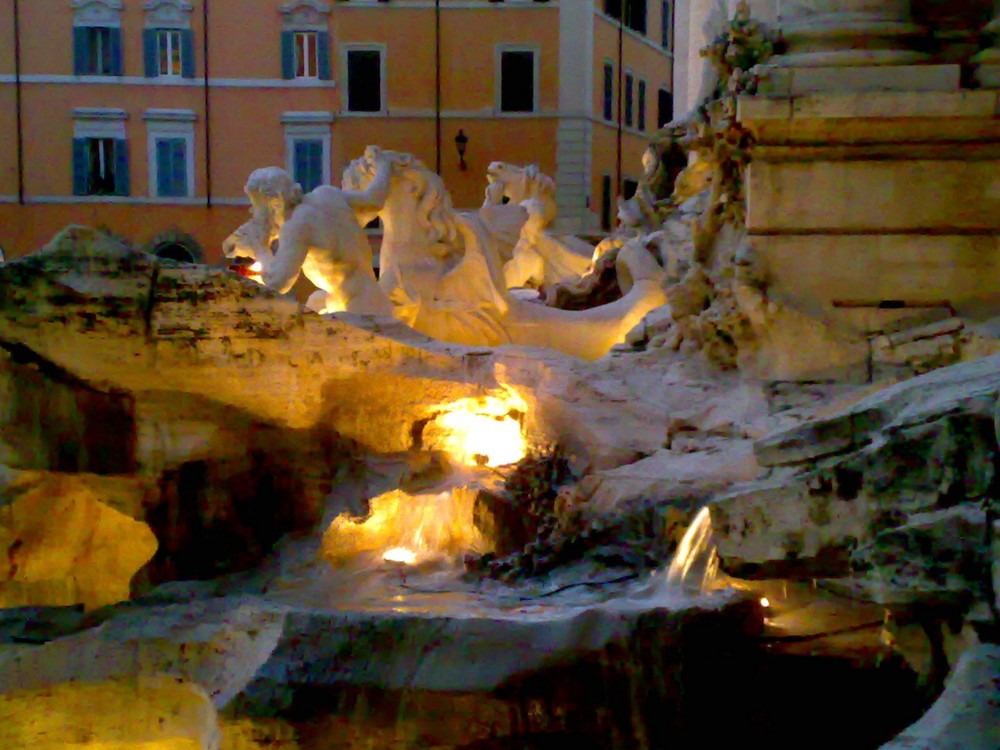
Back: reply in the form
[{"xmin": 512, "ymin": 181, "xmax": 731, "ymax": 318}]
[{"xmin": 0, "ymin": 0, "xmax": 673, "ymax": 263}]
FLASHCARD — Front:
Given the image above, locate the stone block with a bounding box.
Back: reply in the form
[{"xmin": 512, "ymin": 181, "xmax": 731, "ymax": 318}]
[
  {"xmin": 754, "ymin": 234, "xmax": 1000, "ymax": 310},
  {"xmin": 976, "ymin": 63, "xmax": 1000, "ymax": 90},
  {"xmin": 759, "ymin": 64, "xmax": 961, "ymax": 97},
  {"xmin": 747, "ymin": 160, "xmax": 1000, "ymax": 233}
]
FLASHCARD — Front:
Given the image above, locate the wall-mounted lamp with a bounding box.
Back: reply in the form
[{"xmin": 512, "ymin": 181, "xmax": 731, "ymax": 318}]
[{"xmin": 455, "ymin": 129, "xmax": 469, "ymax": 170}]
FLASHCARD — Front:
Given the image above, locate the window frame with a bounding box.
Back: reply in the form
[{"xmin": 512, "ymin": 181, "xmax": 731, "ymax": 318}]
[
  {"xmin": 157, "ymin": 28, "xmax": 183, "ymax": 77},
  {"xmin": 72, "ymin": 108, "xmax": 128, "ymax": 197},
  {"xmin": 294, "ymin": 30, "xmax": 319, "ymax": 79},
  {"xmin": 495, "ymin": 44, "xmax": 540, "ymax": 115},
  {"xmin": 602, "ymin": 60, "xmax": 615, "ymax": 122},
  {"xmin": 282, "ymin": 113, "xmax": 333, "ymax": 189},
  {"xmin": 342, "ymin": 43, "xmax": 386, "ymax": 114},
  {"xmin": 145, "ymin": 111, "xmax": 196, "ymax": 199}
]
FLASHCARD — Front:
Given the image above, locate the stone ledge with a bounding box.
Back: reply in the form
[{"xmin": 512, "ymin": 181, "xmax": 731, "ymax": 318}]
[
  {"xmin": 740, "ymin": 90, "xmax": 999, "ymax": 122},
  {"xmin": 757, "ymin": 64, "xmax": 960, "ymax": 98}
]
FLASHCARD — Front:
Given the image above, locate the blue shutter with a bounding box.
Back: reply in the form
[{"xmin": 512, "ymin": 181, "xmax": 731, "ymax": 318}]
[
  {"xmin": 73, "ymin": 27, "xmax": 90, "ymax": 75},
  {"xmin": 72, "ymin": 138, "xmax": 90, "ymax": 195},
  {"xmin": 144, "ymin": 29, "xmax": 159, "ymax": 77},
  {"xmin": 113, "ymin": 139, "xmax": 130, "ymax": 196},
  {"xmin": 638, "ymin": 80, "xmax": 646, "ymax": 130},
  {"xmin": 293, "ymin": 141, "xmax": 310, "ymax": 190},
  {"xmin": 109, "ymin": 27, "xmax": 123, "ymax": 75},
  {"xmin": 317, "ymin": 31, "xmax": 331, "ymax": 80},
  {"xmin": 181, "ymin": 29, "xmax": 195, "ymax": 78},
  {"xmin": 156, "ymin": 139, "xmax": 172, "ymax": 196},
  {"xmin": 310, "ymin": 141, "xmax": 323, "ymax": 190},
  {"xmin": 172, "ymin": 139, "xmax": 188, "ymax": 196},
  {"xmin": 281, "ymin": 31, "xmax": 295, "ymax": 79}
]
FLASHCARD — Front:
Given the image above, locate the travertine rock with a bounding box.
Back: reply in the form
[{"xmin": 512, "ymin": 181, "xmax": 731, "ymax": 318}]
[
  {"xmin": 0, "ymin": 467, "xmax": 157, "ymax": 610},
  {"xmin": 879, "ymin": 644, "xmax": 1000, "ymax": 750},
  {"xmin": 0, "ymin": 675, "xmax": 221, "ymax": 750}
]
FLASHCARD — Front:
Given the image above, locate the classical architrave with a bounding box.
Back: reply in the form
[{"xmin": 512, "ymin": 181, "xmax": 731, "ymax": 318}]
[
  {"xmin": 70, "ymin": 0, "xmax": 123, "ymax": 27},
  {"xmin": 73, "ymin": 107, "xmax": 127, "ymax": 139},
  {"xmin": 143, "ymin": 0, "xmax": 193, "ymax": 29},
  {"xmin": 280, "ymin": 0, "xmax": 331, "ymax": 29}
]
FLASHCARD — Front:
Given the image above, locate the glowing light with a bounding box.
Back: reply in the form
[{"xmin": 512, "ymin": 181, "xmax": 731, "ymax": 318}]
[
  {"xmin": 424, "ymin": 392, "xmax": 528, "ymax": 467},
  {"xmin": 323, "ymin": 487, "xmax": 492, "ymax": 564},
  {"xmin": 382, "ymin": 547, "xmax": 417, "ymax": 565},
  {"xmin": 760, "ymin": 596, "xmax": 770, "ymax": 608},
  {"xmin": 249, "ymin": 262, "xmax": 262, "ymax": 274}
]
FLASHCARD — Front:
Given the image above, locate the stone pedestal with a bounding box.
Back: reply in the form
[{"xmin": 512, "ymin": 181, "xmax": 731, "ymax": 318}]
[
  {"xmin": 759, "ymin": 1, "xmax": 960, "ymax": 94},
  {"xmin": 974, "ymin": 14, "xmax": 1000, "ymax": 88}
]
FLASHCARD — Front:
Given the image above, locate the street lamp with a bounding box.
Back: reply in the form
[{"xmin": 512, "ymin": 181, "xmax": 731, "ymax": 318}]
[{"xmin": 455, "ymin": 129, "xmax": 469, "ymax": 170}]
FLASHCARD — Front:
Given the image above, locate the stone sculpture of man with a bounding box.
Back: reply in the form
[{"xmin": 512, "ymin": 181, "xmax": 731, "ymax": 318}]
[{"xmin": 223, "ymin": 146, "xmax": 394, "ymax": 316}]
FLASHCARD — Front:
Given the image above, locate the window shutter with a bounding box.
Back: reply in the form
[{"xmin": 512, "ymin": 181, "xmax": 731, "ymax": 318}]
[
  {"xmin": 317, "ymin": 31, "xmax": 331, "ymax": 81},
  {"xmin": 293, "ymin": 141, "xmax": 309, "ymax": 189},
  {"xmin": 73, "ymin": 27, "xmax": 90, "ymax": 75},
  {"xmin": 156, "ymin": 139, "xmax": 172, "ymax": 196},
  {"xmin": 109, "ymin": 27, "xmax": 123, "ymax": 75},
  {"xmin": 281, "ymin": 31, "xmax": 295, "ymax": 80},
  {"xmin": 173, "ymin": 139, "xmax": 188, "ymax": 196},
  {"xmin": 113, "ymin": 139, "xmax": 130, "ymax": 196},
  {"xmin": 181, "ymin": 29, "xmax": 195, "ymax": 78},
  {"xmin": 143, "ymin": 29, "xmax": 159, "ymax": 77},
  {"xmin": 310, "ymin": 141, "xmax": 323, "ymax": 190},
  {"xmin": 638, "ymin": 80, "xmax": 646, "ymax": 130},
  {"xmin": 72, "ymin": 138, "xmax": 89, "ymax": 195}
]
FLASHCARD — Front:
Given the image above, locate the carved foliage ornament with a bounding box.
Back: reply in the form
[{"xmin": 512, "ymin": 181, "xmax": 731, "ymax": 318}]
[
  {"xmin": 70, "ymin": 0, "xmax": 123, "ymax": 27},
  {"xmin": 281, "ymin": 0, "xmax": 331, "ymax": 29}
]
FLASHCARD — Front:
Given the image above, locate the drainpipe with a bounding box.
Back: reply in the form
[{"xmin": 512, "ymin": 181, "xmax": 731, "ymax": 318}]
[
  {"xmin": 202, "ymin": 0, "xmax": 212, "ymax": 208},
  {"xmin": 13, "ymin": 0, "xmax": 25, "ymax": 205},
  {"xmin": 434, "ymin": 0, "xmax": 442, "ymax": 175},
  {"xmin": 615, "ymin": 6, "xmax": 623, "ymax": 207}
]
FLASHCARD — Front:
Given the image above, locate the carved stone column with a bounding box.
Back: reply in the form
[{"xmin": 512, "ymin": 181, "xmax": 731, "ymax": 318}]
[
  {"xmin": 773, "ymin": 0, "xmax": 927, "ymax": 67},
  {"xmin": 974, "ymin": 11, "xmax": 1000, "ymax": 88}
]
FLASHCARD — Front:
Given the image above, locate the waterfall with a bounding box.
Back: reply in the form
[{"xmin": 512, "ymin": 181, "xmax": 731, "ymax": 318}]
[{"xmin": 664, "ymin": 506, "xmax": 719, "ymax": 594}]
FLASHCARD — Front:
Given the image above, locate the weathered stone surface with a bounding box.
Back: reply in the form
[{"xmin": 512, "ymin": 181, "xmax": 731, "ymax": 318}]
[
  {"xmin": 879, "ymin": 644, "xmax": 1000, "ymax": 750},
  {"xmin": 850, "ymin": 505, "xmax": 990, "ymax": 608},
  {"xmin": 714, "ymin": 353, "xmax": 1000, "ymax": 579},
  {"xmin": 0, "ymin": 467, "xmax": 157, "ymax": 610}
]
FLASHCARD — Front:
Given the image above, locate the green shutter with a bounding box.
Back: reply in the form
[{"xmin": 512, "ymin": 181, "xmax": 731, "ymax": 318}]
[
  {"xmin": 317, "ymin": 32, "xmax": 331, "ymax": 80},
  {"xmin": 109, "ymin": 27, "xmax": 123, "ymax": 76},
  {"xmin": 72, "ymin": 138, "xmax": 89, "ymax": 195},
  {"xmin": 144, "ymin": 29, "xmax": 159, "ymax": 77},
  {"xmin": 181, "ymin": 29, "xmax": 195, "ymax": 78},
  {"xmin": 281, "ymin": 31, "xmax": 295, "ymax": 79},
  {"xmin": 113, "ymin": 139, "xmax": 130, "ymax": 196},
  {"xmin": 73, "ymin": 27, "xmax": 90, "ymax": 75}
]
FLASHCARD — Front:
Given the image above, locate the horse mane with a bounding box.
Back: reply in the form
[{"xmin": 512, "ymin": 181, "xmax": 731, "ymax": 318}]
[{"xmin": 394, "ymin": 156, "xmax": 461, "ymax": 249}]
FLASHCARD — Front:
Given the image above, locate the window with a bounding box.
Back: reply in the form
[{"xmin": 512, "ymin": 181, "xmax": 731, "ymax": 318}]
[
  {"xmin": 498, "ymin": 48, "xmax": 536, "ymax": 113},
  {"xmin": 638, "ymin": 79, "xmax": 646, "ymax": 130},
  {"xmin": 623, "ymin": 178, "xmax": 638, "ymax": 201},
  {"xmin": 143, "ymin": 1, "xmax": 195, "ymax": 79},
  {"xmin": 154, "ymin": 138, "xmax": 189, "ymax": 197},
  {"xmin": 146, "ymin": 109, "xmax": 195, "ymax": 198},
  {"xmin": 160, "ymin": 30, "xmax": 182, "ymax": 76},
  {"xmin": 661, "ymin": 0, "xmax": 673, "ymax": 50},
  {"xmin": 71, "ymin": 0, "xmax": 123, "ymax": 76},
  {"xmin": 73, "ymin": 26, "xmax": 122, "ymax": 76},
  {"xmin": 281, "ymin": 29, "xmax": 331, "ymax": 80},
  {"xmin": 605, "ymin": 0, "xmax": 647, "ymax": 35},
  {"xmin": 345, "ymin": 48, "xmax": 383, "ymax": 112},
  {"xmin": 624, "ymin": 73, "xmax": 634, "ymax": 127},
  {"xmin": 282, "ymin": 111, "xmax": 332, "ymax": 190},
  {"xmin": 603, "ymin": 62, "xmax": 614, "ymax": 121},
  {"xmin": 600, "ymin": 175, "xmax": 612, "ymax": 231},
  {"xmin": 73, "ymin": 137, "xmax": 129, "ymax": 196},
  {"xmin": 658, "ymin": 88, "xmax": 673, "ymax": 127},
  {"xmin": 295, "ymin": 31, "xmax": 318, "ymax": 78},
  {"xmin": 292, "ymin": 139, "xmax": 324, "ymax": 192}
]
